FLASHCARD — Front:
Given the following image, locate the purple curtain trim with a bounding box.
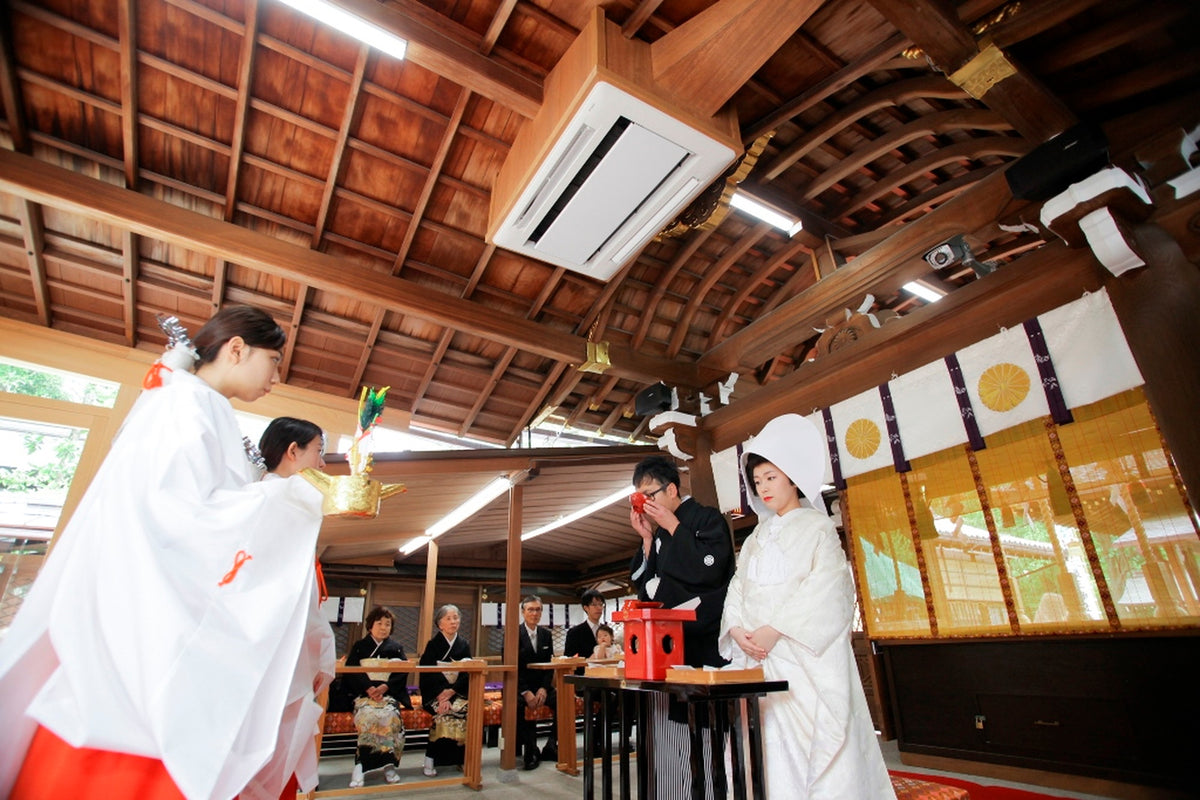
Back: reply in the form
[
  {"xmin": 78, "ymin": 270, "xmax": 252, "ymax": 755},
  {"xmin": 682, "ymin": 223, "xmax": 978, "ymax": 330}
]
[
  {"xmin": 879, "ymin": 382, "xmax": 911, "ymax": 472},
  {"xmin": 945, "ymin": 353, "xmax": 986, "ymax": 450},
  {"xmin": 821, "ymin": 407, "xmax": 846, "ymax": 490},
  {"xmin": 1024, "ymin": 317, "xmax": 1074, "ymax": 425}
]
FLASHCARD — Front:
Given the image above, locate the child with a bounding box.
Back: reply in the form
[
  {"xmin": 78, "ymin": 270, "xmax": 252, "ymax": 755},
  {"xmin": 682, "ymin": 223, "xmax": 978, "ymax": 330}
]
[{"xmin": 591, "ymin": 623, "xmax": 623, "ymax": 660}]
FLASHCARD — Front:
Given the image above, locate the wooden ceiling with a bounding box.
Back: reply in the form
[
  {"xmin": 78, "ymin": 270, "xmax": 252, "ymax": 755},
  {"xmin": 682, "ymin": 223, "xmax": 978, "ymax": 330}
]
[{"xmin": 1, "ymin": 0, "xmax": 1197, "ymax": 579}]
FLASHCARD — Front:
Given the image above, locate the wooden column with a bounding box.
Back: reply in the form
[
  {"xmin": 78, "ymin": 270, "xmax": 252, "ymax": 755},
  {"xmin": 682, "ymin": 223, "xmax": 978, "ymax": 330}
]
[
  {"xmin": 500, "ymin": 482, "xmax": 522, "ymax": 772},
  {"xmin": 1104, "ymin": 224, "xmax": 1200, "ymax": 509},
  {"xmin": 418, "ymin": 538, "xmax": 439, "ymax": 649}
]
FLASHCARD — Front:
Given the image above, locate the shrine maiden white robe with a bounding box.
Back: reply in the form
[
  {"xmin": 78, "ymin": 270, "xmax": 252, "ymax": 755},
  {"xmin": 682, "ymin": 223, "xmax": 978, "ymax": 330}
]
[
  {"xmin": 719, "ymin": 507, "xmax": 895, "ymax": 800},
  {"xmin": 241, "ymin": 478, "xmax": 336, "ymax": 800},
  {"xmin": 0, "ymin": 368, "xmax": 326, "ymax": 800}
]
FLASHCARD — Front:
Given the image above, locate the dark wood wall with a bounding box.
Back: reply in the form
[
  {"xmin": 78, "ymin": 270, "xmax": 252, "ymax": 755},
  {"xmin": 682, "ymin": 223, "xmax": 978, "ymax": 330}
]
[{"xmin": 880, "ymin": 635, "xmax": 1200, "ymax": 790}]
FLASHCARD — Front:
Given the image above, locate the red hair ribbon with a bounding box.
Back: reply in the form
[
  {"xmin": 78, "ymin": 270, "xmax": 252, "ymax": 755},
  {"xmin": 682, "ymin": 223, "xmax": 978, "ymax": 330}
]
[{"xmin": 218, "ymin": 550, "xmax": 253, "ymax": 586}]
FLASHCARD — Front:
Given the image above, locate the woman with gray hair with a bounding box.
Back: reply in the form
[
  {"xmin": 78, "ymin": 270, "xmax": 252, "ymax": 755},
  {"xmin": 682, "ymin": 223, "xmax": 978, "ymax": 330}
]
[{"xmin": 418, "ymin": 604, "xmax": 472, "ymax": 776}]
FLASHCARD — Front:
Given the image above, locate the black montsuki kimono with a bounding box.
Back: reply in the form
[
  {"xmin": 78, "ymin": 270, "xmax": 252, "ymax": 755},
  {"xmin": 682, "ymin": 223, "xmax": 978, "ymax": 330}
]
[
  {"xmin": 629, "ymin": 496, "xmax": 735, "ymax": 668},
  {"xmin": 345, "ymin": 635, "xmax": 412, "ymax": 771},
  {"xmin": 418, "ymin": 633, "xmax": 472, "ymax": 766}
]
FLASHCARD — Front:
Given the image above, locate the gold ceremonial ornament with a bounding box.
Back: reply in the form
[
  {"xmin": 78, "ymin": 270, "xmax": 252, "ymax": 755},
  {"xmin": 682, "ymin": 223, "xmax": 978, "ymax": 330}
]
[
  {"xmin": 298, "ymin": 385, "xmax": 406, "ymax": 517},
  {"xmin": 300, "ymin": 469, "xmax": 406, "ymax": 518}
]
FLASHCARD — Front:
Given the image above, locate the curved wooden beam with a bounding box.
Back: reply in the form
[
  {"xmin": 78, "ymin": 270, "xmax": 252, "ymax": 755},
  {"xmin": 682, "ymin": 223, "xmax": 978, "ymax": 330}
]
[
  {"xmin": 667, "ymin": 222, "xmax": 771, "ymax": 358},
  {"xmin": 834, "ymin": 136, "xmax": 1030, "ymax": 219},
  {"xmin": 803, "ymin": 108, "xmax": 1011, "ymax": 201},
  {"xmin": 761, "ymin": 75, "xmax": 968, "ymax": 181},
  {"xmin": 705, "ymin": 237, "xmax": 812, "ymax": 352},
  {"xmin": 631, "ymin": 228, "xmax": 715, "ymax": 349}
]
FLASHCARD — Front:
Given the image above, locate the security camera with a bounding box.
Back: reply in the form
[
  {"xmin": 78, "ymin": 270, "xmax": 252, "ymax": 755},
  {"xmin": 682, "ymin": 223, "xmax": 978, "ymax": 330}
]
[{"xmin": 923, "ymin": 235, "xmax": 971, "ymax": 270}]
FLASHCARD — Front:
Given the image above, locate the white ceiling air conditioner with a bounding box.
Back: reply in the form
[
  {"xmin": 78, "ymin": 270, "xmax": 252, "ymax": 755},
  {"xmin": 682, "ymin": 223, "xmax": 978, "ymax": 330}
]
[{"xmin": 492, "ymin": 81, "xmax": 737, "ymax": 281}]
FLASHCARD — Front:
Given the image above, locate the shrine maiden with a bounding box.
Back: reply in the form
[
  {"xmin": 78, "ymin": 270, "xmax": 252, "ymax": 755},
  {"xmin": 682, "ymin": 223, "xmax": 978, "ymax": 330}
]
[
  {"xmin": 719, "ymin": 413, "xmax": 895, "ymax": 800},
  {"xmin": 0, "ymin": 305, "xmax": 328, "ymax": 800}
]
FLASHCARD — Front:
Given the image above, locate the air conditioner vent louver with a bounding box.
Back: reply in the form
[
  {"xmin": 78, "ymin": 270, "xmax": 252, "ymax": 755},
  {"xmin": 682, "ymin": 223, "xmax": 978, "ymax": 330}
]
[{"xmin": 490, "ymin": 81, "xmax": 738, "ymax": 281}]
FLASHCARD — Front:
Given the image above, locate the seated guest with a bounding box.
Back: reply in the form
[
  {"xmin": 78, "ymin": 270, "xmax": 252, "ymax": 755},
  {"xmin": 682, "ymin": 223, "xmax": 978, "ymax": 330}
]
[
  {"xmin": 564, "ymin": 589, "xmax": 608, "ymax": 755},
  {"xmin": 418, "ymin": 604, "xmax": 472, "ymax": 777},
  {"xmin": 345, "ymin": 606, "xmax": 412, "ymax": 788},
  {"xmin": 515, "ymin": 595, "xmax": 557, "ymax": 770}
]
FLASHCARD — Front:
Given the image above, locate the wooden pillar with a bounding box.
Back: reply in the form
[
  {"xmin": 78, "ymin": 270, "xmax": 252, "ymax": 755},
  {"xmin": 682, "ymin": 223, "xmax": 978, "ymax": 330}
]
[
  {"xmin": 1104, "ymin": 224, "xmax": 1200, "ymax": 509},
  {"xmin": 418, "ymin": 538, "xmax": 439, "ymax": 649},
  {"xmin": 500, "ymin": 483, "xmax": 522, "ymax": 772}
]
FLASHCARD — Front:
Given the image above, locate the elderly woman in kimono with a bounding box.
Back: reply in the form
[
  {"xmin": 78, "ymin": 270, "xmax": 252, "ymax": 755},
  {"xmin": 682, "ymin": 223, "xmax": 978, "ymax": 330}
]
[
  {"xmin": 417, "ymin": 604, "xmax": 471, "ymax": 777},
  {"xmin": 0, "ymin": 305, "xmax": 329, "ymax": 800},
  {"xmin": 719, "ymin": 413, "xmax": 895, "ymax": 800}
]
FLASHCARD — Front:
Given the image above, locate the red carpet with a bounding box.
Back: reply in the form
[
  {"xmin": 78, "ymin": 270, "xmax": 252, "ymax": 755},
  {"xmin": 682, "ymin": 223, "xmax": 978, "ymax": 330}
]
[{"xmin": 890, "ymin": 770, "xmax": 1077, "ymax": 800}]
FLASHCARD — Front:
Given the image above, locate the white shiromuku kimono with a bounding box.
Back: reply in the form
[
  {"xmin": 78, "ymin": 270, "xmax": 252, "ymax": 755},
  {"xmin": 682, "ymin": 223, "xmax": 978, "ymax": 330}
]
[
  {"xmin": 719, "ymin": 507, "xmax": 895, "ymax": 800},
  {"xmin": 0, "ymin": 368, "xmax": 326, "ymax": 800}
]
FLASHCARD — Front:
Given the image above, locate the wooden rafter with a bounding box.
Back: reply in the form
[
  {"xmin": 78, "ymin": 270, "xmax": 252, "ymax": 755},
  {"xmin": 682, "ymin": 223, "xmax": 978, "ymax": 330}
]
[
  {"xmin": 744, "ymin": 32, "xmax": 908, "ymax": 142},
  {"xmin": 705, "ymin": 236, "xmax": 812, "ymax": 351},
  {"xmin": 16, "ymin": 200, "xmax": 50, "ymax": 325},
  {"xmin": 0, "ymin": 149, "xmax": 706, "ymax": 387},
  {"xmin": 667, "ymin": 223, "xmax": 772, "ymax": 358},
  {"xmin": 867, "ymin": 0, "xmax": 1076, "ymax": 142}
]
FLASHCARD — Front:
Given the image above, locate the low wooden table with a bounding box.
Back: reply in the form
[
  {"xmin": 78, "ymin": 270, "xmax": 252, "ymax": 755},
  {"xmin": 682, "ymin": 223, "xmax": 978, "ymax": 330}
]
[{"xmin": 565, "ymin": 674, "xmax": 788, "ymax": 800}]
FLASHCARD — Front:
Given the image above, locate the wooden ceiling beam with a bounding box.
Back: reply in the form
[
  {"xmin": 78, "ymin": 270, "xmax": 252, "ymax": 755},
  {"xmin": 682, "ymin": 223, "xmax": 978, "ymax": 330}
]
[
  {"xmin": 0, "ymin": 1, "xmax": 29, "ymax": 153},
  {"xmin": 745, "ymin": 32, "xmax": 908, "ymax": 143},
  {"xmin": 866, "ymin": 0, "xmax": 1076, "ymax": 142},
  {"xmin": 330, "ymin": 0, "xmax": 541, "ymax": 118},
  {"xmin": 16, "ymin": 200, "xmax": 51, "ymax": 326},
  {"xmin": 631, "ymin": 229, "xmax": 714, "ymax": 349},
  {"xmin": 700, "ymin": 168, "xmax": 1026, "ymax": 373},
  {"xmin": 0, "ymin": 149, "xmax": 701, "ymax": 387},
  {"xmin": 703, "ymin": 241, "xmax": 1105, "ymax": 450},
  {"xmin": 835, "ymin": 136, "xmax": 1030, "ymax": 219},
  {"xmin": 120, "ymin": 229, "xmax": 138, "ymax": 346},
  {"xmin": 224, "ymin": 0, "xmax": 259, "ymax": 221},
  {"xmin": 803, "ymin": 109, "xmax": 1011, "ymax": 201},
  {"xmin": 351, "ymin": 87, "xmax": 470, "ymax": 392},
  {"xmin": 667, "ymin": 223, "xmax": 771, "ymax": 358},
  {"xmin": 650, "ymin": 0, "xmax": 824, "ymax": 119},
  {"xmin": 705, "ymin": 236, "xmax": 812, "ymax": 351},
  {"xmin": 762, "ymin": 75, "xmax": 967, "ymax": 181}
]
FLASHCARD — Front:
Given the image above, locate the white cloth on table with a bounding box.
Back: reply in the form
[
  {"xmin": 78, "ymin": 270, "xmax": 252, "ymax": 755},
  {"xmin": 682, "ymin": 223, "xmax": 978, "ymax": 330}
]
[
  {"xmin": 720, "ymin": 507, "xmax": 895, "ymax": 800},
  {"xmin": 0, "ymin": 369, "xmax": 325, "ymax": 800}
]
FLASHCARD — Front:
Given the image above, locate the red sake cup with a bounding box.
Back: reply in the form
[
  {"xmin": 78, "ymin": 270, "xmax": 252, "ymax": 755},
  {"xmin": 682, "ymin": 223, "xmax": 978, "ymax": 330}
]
[{"xmin": 631, "ymin": 491, "xmax": 647, "ymax": 513}]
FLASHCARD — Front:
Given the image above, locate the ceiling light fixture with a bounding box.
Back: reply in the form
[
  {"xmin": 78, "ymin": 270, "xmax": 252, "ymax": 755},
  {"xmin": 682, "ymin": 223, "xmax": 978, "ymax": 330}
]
[
  {"xmin": 902, "ymin": 281, "xmax": 946, "ymax": 303},
  {"xmin": 274, "ymin": 0, "xmax": 408, "ymax": 60},
  {"xmin": 730, "ymin": 191, "xmax": 804, "ymax": 236},
  {"xmin": 521, "ymin": 486, "xmax": 633, "ymax": 541},
  {"xmin": 400, "ymin": 475, "xmax": 512, "ymax": 555}
]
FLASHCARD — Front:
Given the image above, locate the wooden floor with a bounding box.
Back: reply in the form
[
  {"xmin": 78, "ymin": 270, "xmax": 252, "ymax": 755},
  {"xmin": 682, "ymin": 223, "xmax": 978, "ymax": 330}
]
[{"xmin": 308, "ymin": 735, "xmax": 1176, "ymax": 800}]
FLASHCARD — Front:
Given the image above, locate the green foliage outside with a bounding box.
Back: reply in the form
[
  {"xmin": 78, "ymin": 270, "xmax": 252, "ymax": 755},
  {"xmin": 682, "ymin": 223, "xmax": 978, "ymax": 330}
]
[{"xmin": 0, "ymin": 364, "xmax": 115, "ymax": 493}]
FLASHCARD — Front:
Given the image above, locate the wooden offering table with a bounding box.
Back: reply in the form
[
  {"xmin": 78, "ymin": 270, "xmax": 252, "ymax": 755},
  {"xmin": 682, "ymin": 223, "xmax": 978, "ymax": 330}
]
[
  {"xmin": 528, "ymin": 656, "xmax": 588, "ymax": 775},
  {"xmin": 565, "ymin": 670, "xmax": 788, "ymax": 800},
  {"xmin": 314, "ymin": 660, "xmax": 500, "ymax": 796}
]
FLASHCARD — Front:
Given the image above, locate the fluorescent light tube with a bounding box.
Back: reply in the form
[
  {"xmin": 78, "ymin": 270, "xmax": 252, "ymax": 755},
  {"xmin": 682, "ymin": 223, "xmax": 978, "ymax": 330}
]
[
  {"xmin": 730, "ymin": 192, "xmax": 803, "ymax": 236},
  {"xmin": 274, "ymin": 0, "xmax": 408, "ymax": 60},
  {"xmin": 522, "ymin": 486, "xmax": 633, "ymax": 541},
  {"xmin": 902, "ymin": 281, "xmax": 945, "ymax": 302},
  {"xmin": 425, "ymin": 476, "xmax": 511, "ymax": 539}
]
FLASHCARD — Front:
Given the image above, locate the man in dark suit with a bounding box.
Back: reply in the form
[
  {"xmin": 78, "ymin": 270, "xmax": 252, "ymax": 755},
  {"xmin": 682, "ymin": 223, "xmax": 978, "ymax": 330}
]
[
  {"xmin": 563, "ymin": 589, "xmax": 608, "ymax": 754},
  {"xmin": 515, "ymin": 594, "xmax": 557, "ymax": 770},
  {"xmin": 563, "ymin": 588, "xmax": 605, "ymax": 664}
]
